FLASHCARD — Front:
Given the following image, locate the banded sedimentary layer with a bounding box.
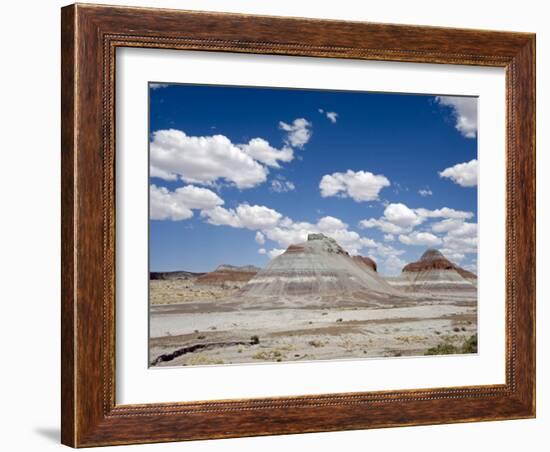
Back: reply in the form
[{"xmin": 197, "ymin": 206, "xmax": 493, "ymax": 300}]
[
  {"xmin": 388, "ymin": 249, "xmax": 476, "ymax": 293},
  {"xmin": 238, "ymin": 233, "xmax": 398, "ymax": 300}
]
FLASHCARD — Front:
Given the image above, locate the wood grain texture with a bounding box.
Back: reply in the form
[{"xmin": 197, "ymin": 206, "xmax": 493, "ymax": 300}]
[{"xmin": 60, "ymin": 3, "xmax": 536, "ymax": 447}]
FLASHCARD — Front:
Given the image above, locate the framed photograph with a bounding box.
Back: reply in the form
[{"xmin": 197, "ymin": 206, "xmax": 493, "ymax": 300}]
[{"xmin": 61, "ymin": 4, "xmax": 535, "ymax": 447}]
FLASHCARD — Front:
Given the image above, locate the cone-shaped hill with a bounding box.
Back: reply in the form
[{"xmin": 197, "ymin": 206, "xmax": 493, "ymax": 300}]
[
  {"xmin": 238, "ymin": 233, "xmax": 399, "ymax": 302},
  {"xmin": 388, "ymin": 249, "xmax": 476, "ymax": 293}
]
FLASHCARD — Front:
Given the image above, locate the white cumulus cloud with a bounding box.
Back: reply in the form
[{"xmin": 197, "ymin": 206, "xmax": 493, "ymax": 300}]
[
  {"xmin": 270, "ymin": 178, "xmax": 296, "ymax": 193},
  {"xmin": 431, "ymin": 218, "xmax": 464, "ymax": 233},
  {"xmin": 279, "ymin": 118, "xmax": 312, "ymax": 148},
  {"xmin": 320, "ymin": 170, "xmax": 390, "ymax": 202},
  {"xmin": 238, "ymin": 138, "xmax": 294, "ymax": 168},
  {"xmin": 360, "ymin": 203, "xmax": 473, "ymax": 236},
  {"xmin": 399, "ymin": 231, "xmax": 442, "ymax": 247},
  {"xmin": 202, "ymin": 204, "xmax": 283, "ymax": 231},
  {"xmin": 150, "ymin": 129, "xmax": 268, "ymax": 189},
  {"xmin": 416, "ymin": 206, "xmax": 474, "ymax": 220},
  {"xmin": 255, "ymin": 231, "xmax": 265, "ymax": 245},
  {"xmin": 439, "ymin": 159, "xmax": 478, "ymax": 187},
  {"xmin": 326, "ymin": 112, "xmax": 338, "ymax": 123},
  {"xmin": 383, "ymin": 203, "xmax": 423, "ymax": 229},
  {"xmin": 318, "ymin": 109, "xmax": 338, "ymax": 123},
  {"xmin": 418, "ymin": 189, "xmax": 433, "ymax": 197},
  {"xmin": 435, "ymin": 96, "xmax": 478, "ymax": 138},
  {"xmin": 150, "ymin": 184, "xmax": 223, "ymax": 221}
]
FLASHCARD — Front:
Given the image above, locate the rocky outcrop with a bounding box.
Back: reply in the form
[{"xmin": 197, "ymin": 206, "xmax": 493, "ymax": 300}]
[
  {"xmin": 353, "ymin": 255, "xmax": 378, "ymax": 272},
  {"xmin": 238, "ymin": 233, "xmax": 397, "ymax": 299}
]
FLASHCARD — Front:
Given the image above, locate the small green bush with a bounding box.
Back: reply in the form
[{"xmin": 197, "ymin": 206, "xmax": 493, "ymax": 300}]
[
  {"xmin": 425, "ymin": 343, "xmax": 460, "ymax": 355},
  {"xmin": 461, "ymin": 334, "xmax": 478, "ymax": 353},
  {"xmin": 425, "ymin": 334, "xmax": 478, "ymax": 356}
]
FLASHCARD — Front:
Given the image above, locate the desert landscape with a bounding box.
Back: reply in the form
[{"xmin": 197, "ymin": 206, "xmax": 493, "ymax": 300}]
[{"xmin": 149, "ymin": 233, "xmax": 477, "ymax": 367}]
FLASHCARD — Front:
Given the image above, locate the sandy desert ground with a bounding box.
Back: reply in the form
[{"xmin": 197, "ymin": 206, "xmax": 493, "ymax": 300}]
[{"xmin": 149, "ymin": 279, "xmax": 477, "ymax": 367}]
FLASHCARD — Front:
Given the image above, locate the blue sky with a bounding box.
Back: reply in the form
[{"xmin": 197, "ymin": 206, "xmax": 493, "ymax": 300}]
[{"xmin": 149, "ymin": 83, "xmax": 478, "ymax": 275}]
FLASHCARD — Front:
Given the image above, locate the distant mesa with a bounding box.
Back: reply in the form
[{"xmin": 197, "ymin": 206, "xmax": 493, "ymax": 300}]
[
  {"xmin": 150, "ymin": 270, "xmax": 205, "ymax": 280},
  {"xmin": 196, "ymin": 264, "xmax": 261, "ymax": 286},
  {"xmin": 238, "ymin": 233, "xmax": 398, "ymax": 301},
  {"xmin": 213, "ymin": 264, "xmax": 262, "ymax": 273},
  {"xmin": 388, "ymin": 248, "xmax": 476, "ymax": 293}
]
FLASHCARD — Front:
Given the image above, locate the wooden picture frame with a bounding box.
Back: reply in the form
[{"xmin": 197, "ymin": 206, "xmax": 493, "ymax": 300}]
[{"xmin": 61, "ymin": 3, "xmax": 535, "ymax": 447}]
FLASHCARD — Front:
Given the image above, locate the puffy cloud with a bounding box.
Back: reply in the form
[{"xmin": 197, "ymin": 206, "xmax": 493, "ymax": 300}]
[
  {"xmin": 435, "ymin": 96, "xmax": 477, "ymax": 138},
  {"xmin": 195, "ymin": 188, "xmax": 388, "ymax": 256},
  {"xmin": 326, "ymin": 112, "xmax": 338, "ymax": 123},
  {"xmin": 263, "ymin": 216, "xmax": 370, "ymax": 255},
  {"xmin": 238, "ymin": 138, "xmax": 294, "ymax": 168},
  {"xmin": 382, "ymin": 255, "xmax": 407, "ymax": 275},
  {"xmin": 203, "ymin": 201, "xmax": 380, "ymax": 256},
  {"xmin": 258, "ymin": 248, "xmax": 267, "ymax": 255},
  {"xmin": 319, "ymin": 170, "xmax": 390, "ymax": 202},
  {"xmin": 431, "ymin": 218, "xmax": 465, "ymax": 233},
  {"xmin": 383, "ymin": 203, "xmax": 422, "ymax": 228},
  {"xmin": 150, "ymin": 129, "xmax": 268, "ymax": 189},
  {"xmin": 318, "ymin": 109, "xmax": 338, "ymax": 123},
  {"xmin": 237, "ymin": 204, "xmax": 283, "ymax": 230},
  {"xmin": 441, "ymin": 222, "xmax": 478, "ymax": 254},
  {"xmin": 200, "ymin": 206, "xmax": 241, "ymax": 228},
  {"xmin": 447, "ymin": 222, "xmax": 477, "ymax": 238},
  {"xmin": 366, "ymin": 243, "xmax": 407, "ymax": 276},
  {"xmin": 255, "ymin": 231, "xmax": 266, "ymax": 245},
  {"xmin": 202, "ymin": 204, "xmax": 283, "ymax": 230},
  {"xmin": 439, "ymin": 159, "xmax": 478, "ymax": 187},
  {"xmin": 317, "ymin": 216, "xmax": 347, "ymax": 232},
  {"xmin": 359, "ymin": 218, "xmax": 407, "ymax": 235},
  {"xmin": 150, "ymin": 184, "xmax": 223, "ymax": 221},
  {"xmin": 268, "ymin": 248, "xmax": 286, "ymax": 259},
  {"xmin": 399, "ymin": 231, "xmax": 442, "ymax": 247},
  {"xmin": 418, "ymin": 189, "xmax": 433, "ymax": 197},
  {"xmin": 279, "ymin": 118, "xmax": 312, "ymax": 148},
  {"xmin": 270, "ymin": 178, "xmax": 295, "ymax": 193},
  {"xmin": 384, "ymin": 234, "xmax": 395, "ymax": 242},
  {"xmin": 443, "ymin": 235, "xmax": 477, "ymax": 253},
  {"xmin": 360, "ymin": 203, "xmax": 473, "ymax": 237},
  {"xmin": 416, "ymin": 206, "xmax": 474, "ymax": 220}
]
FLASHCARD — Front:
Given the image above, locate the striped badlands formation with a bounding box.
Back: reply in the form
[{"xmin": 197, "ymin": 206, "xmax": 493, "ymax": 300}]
[
  {"xmin": 239, "ymin": 233, "xmax": 399, "ymax": 300},
  {"xmin": 387, "ymin": 249, "xmax": 477, "ymax": 293},
  {"xmin": 149, "ymin": 239, "xmax": 478, "ymax": 366},
  {"xmin": 196, "ymin": 264, "xmax": 260, "ymax": 286}
]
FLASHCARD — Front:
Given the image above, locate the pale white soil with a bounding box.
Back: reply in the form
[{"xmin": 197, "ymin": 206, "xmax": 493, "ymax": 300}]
[{"xmin": 149, "ymin": 281, "xmax": 477, "ymax": 367}]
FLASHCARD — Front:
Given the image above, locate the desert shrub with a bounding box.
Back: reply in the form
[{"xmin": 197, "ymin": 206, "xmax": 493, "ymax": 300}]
[
  {"xmin": 425, "ymin": 334, "xmax": 478, "ymax": 356},
  {"xmin": 308, "ymin": 340, "xmax": 324, "ymax": 348},
  {"xmin": 253, "ymin": 349, "xmax": 283, "ymax": 361},
  {"xmin": 425, "ymin": 343, "xmax": 460, "ymax": 355},
  {"xmin": 461, "ymin": 334, "xmax": 478, "ymax": 353}
]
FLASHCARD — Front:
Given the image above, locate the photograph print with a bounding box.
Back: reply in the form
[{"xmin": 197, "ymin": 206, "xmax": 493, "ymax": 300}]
[{"xmin": 148, "ymin": 83, "xmax": 478, "ymax": 368}]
